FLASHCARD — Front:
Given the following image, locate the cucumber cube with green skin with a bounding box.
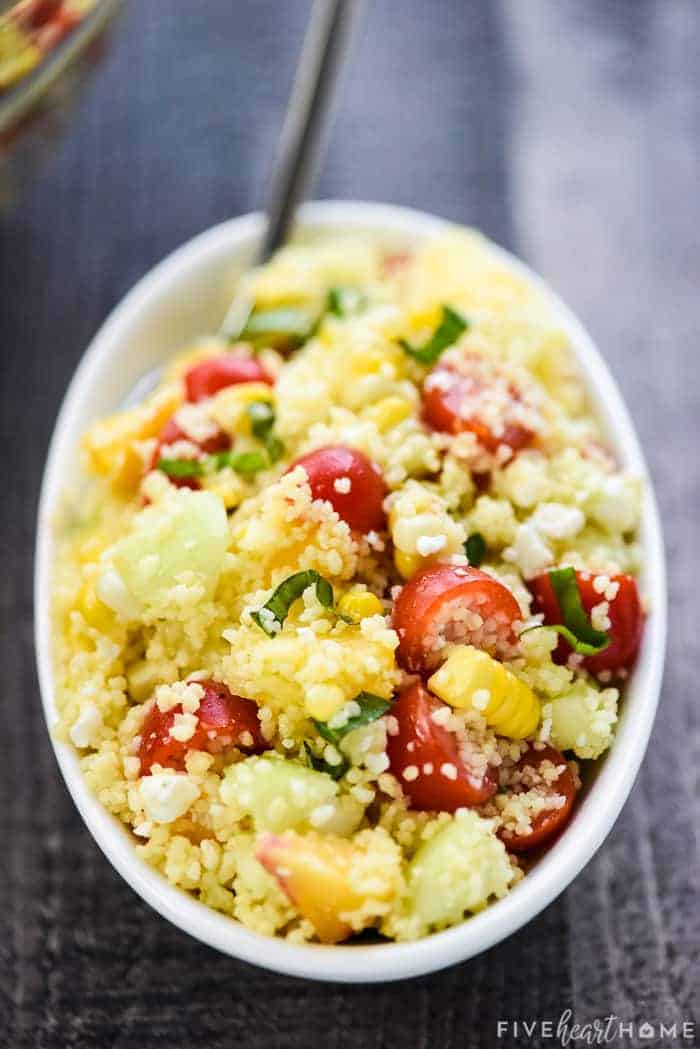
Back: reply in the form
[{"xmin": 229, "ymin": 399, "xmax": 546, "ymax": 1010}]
[
  {"xmin": 104, "ymin": 489, "xmax": 229, "ymax": 614},
  {"xmin": 221, "ymin": 756, "xmax": 362, "ymax": 835},
  {"xmin": 406, "ymin": 811, "xmax": 513, "ymax": 930}
]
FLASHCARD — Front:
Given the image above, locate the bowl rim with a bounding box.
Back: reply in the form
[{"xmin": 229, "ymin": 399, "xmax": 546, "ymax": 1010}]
[{"xmin": 34, "ymin": 199, "xmax": 667, "ymax": 983}]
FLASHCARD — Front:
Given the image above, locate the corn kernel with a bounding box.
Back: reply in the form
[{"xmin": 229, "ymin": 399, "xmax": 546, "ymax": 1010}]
[
  {"xmin": 394, "ymin": 548, "xmax": 421, "ymax": 580},
  {"xmin": 202, "ymin": 470, "xmax": 247, "ymax": 510},
  {"xmin": 363, "ymin": 396, "xmax": 413, "ymax": 432},
  {"xmin": 428, "ymin": 645, "xmax": 541, "ymax": 739},
  {"xmin": 338, "ymin": 589, "xmax": 384, "ymax": 622},
  {"xmin": 208, "ymin": 382, "xmax": 274, "ymax": 436},
  {"xmin": 77, "ymin": 583, "xmax": 114, "ymax": 633}
]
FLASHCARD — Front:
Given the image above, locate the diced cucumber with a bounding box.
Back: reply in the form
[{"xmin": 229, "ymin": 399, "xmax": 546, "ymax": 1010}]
[
  {"xmin": 104, "ymin": 489, "xmax": 229, "ymax": 614},
  {"xmin": 406, "ymin": 811, "xmax": 513, "ymax": 930},
  {"xmin": 221, "ymin": 756, "xmax": 362, "ymax": 835}
]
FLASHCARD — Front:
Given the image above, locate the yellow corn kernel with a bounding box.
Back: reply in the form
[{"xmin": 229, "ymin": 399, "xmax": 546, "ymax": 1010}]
[
  {"xmin": 350, "ymin": 344, "xmax": 399, "ymax": 376},
  {"xmin": 394, "ymin": 548, "xmax": 421, "ymax": 580},
  {"xmin": 202, "ymin": 470, "xmax": 247, "ymax": 510},
  {"xmin": 337, "ymin": 588, "xmax": 384, "ymax": 622},
  {"xmin": 208, "ymin": 382, "xmax": 274, "ymax": 436},
  {"xmin": 428, "ymin": 645, "xmax": 541, "ymax": 740},
  {"xmin": 81, "ymin": 384, "xmax": 182, "ymax": 492},
  {"xmin": 76, "ymin": 582, "xmax": 114, "ymax": 633},
  {"xmin": 363, "ymin": 396, "xmax": 413, "ymax": 432}
]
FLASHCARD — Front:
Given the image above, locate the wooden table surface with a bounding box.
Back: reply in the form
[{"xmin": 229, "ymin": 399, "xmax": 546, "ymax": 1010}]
[{"xmin": 2, "ymin": 2, "xmax": 698, "ymax": 1046}]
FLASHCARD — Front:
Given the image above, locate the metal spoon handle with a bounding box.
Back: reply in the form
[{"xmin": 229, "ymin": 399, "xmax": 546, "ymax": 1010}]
[
  {"xmin": 260, "ymin": 0, "xmax": 366, "ymax": 260},
  {"xmin": 220, "ymin": 0, "xmax": 364, "ymax": 338}
]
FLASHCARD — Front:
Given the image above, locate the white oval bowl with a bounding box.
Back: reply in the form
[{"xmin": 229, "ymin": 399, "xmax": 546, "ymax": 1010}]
[{"xmin": 35, "ymin": 200, "xmax": 666, "ymax": 982}]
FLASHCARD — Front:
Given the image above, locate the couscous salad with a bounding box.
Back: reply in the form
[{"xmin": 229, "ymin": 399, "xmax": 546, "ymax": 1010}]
[{"xmin": 53, "ymin": 229, "xmax": 643, "ymax": 944}]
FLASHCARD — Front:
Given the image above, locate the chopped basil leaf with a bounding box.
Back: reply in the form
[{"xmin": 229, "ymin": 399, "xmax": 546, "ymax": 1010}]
[
  {"xmin": 251, "ymin": 569, "xmax": 335, "ymax": 636},
  {"xmin": 523, "ymin": 566, "xmax": 610, "ymax": 655},
  {"xmin": 246, "ymin": 401, "xmax": 285, "ymax": 463},
  {"xmin": 399, "ymin": 305, "xmax": 468, "ymax": 365},
  {"xmin": 208, "ymin": 450, "xmax": 233, "ymax": 471},
  {"xmin": 264, "ymin": 434, "xmax": 285, "ymax": 464},
  {"xmin": 313, "ymin": 692, "xmax": 392, "ymax": 747},
  {"xmin": 229, "ymin": 450, "xmax": 268, "ymax": 475},
  {"xmin": 464, "ymin": 532, "xmax": 486, "ymax": 567},
  {"xmin": 304, "ymin": 741, "xmax": 348, "ymax": 781},
  {"xmin": 247, "ymin": 401, "xmax": 275, "ymax": 441},
  {"xmin": 239, "ymin": 305, "xmax": 318, "ymax": 350},
  {"xmin": 157, "ymin": 457, "xmax": 204, "ymax": 478},
  {"xmin": 326, "ymin": 286, "xmax": 366, "ymax": 318}
]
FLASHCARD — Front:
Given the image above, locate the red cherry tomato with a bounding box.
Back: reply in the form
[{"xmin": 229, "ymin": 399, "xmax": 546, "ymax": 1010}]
[
  {"xmin": 138, "ymin": 680, "xmax": 268, "ymax": 774},
  {"xmin": 530, "ymin": 570, "xmax": 642, "ymax": 675},
  {"xmin": 423, "ymin": 360, "xmax": 534, "ymax": 454},
  {"xmin": 184, "ymin": 354, "xmax": 273, "ymax": 402},
  {"xmin": 290, "ymin": 445, "xmax": 387, "ymax": 533},
  {"xmin": 386, "ymin": 683, "xmax": 497, "ymax": 812},
  {"xmin": 498, "ymin": 744, "xmax": 576, "ymax": 853},
  {"xmin": 148, "ymin": 416, "xmax": 231, "ymax": 490},
  {"xmin": 392, "ymin": 563, "xmax": 522, "ymax": 672}
]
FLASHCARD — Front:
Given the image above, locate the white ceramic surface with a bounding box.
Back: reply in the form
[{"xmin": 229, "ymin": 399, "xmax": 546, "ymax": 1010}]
[{"xmin": 35, "ymin": 201, "xmax": 667, "ymax": 983}]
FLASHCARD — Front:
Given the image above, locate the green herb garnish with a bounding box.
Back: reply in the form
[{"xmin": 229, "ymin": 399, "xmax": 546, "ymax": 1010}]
[
  {"xmin": 227, "ymin": 450, "xmax": 269, "ymax": 475},
  {"xmin": 313, "ymin": 692, "xmax": 392, "ymax": 747},
  {"xmin": 326, "ymin": 285, "xmax": 366, "ymax": 318},
  {"xmin": 239, "ymin": 305, "xmax": 318, "ymax": 350},
  {"xmin": 251, "ymin": 569, "xmax": 335, "ymax": 637},
  {"xmin": 304, "ymin": 741, "xmax": 348, "ymax": 781},
  {"xmin": 157, "ymin": 457, "xmax": 204, "ymax": 478},
  {"xmin": 524, "ymin": 566, "xmax": 611, "ymax": 655},
  {"xmin": 158, "ymin": 450, "xmax": 268, "ymax": 479},
  {"xmin": 464, "ymin": 532, "xmax": 487, "ymax": 567},
  {"xmin": 399, "ymin": 304, "xmax": 468, "ymax": 365},
  {"xmin": 246, "ymin": 401, "xmax": 285, "ymax": 464}
]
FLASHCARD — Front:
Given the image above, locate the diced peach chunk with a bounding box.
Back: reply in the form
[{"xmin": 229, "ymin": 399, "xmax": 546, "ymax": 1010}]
[
  {"xmin": 81, "ymin": 384, "xmax": 182, "ymax": 492},
  {"xmin": 256, "ymin": 830, "xmax": 399, "ymax": 944}
]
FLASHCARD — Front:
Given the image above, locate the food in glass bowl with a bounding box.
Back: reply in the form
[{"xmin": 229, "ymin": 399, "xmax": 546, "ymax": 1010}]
[
  {"xmin": 0, "ymin": 1, "xmax": 95, "ymax": 91},
  {"xmin": 52, "ymin": 228, "xmax": 644, "ymax": 944}
]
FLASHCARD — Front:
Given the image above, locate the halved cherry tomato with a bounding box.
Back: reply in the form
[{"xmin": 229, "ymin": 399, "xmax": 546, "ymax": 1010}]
[
  {"xmin": 498, "ymin": 744, "xmax": 576, "ymax": 853},
  {"xmin": 148, "ymin": 416, "xmax": 230, "ymax": 490},
  {"xmin": 392, "ymin": 563, "xmax": 521, "ymax": 672},
  {"xmin": 530, "ymin": 570, "xmax": 642, "ymax": 675},
  {"xmin": 290, "ymin": 445, "xmax": 387, "ymax": 533},
  {"xmin": 423, "ymin": 360, "xmax": 534, "ymax": 455},
  {"xmin": 386, "ymin": 683, "xmax": 497, "ymax": 811},
  {"xmin": 184, "ymin": 354, "xmax": 273, "ymax": 402},
  {"xmin": 138, "ymin": 679, "xmax": 268, "ymax": 774}
]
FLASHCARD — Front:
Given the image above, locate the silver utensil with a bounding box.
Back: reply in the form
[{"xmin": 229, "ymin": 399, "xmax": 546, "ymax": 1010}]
[{"xmin": 220, "ymin": 0, "xmax": 366, "ymax": 338}]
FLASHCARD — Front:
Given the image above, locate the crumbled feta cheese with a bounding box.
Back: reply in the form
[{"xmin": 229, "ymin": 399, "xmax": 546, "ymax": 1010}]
[
  {"xmin": 139, "ymin": 774, "xmax": 200, "ymax": 823},
  {"xmin": 504, "ymin": 523, "xmax": 553, "ymax": 579},
  {"xmin": 530, "ymin": 502, "xmax": 585, "ymax": 540},
  {"xmin": 69, "ymin": 702, "xmax": 102, "ymax": 749},
  {"xmin": 416, "ymin": 534, "xmax": 447, "ymax": 557},
  {"xmin": 174, "ymin": 402, "xmax": 220, "ymax": 444}
]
